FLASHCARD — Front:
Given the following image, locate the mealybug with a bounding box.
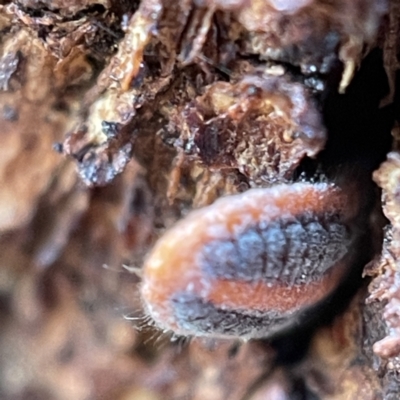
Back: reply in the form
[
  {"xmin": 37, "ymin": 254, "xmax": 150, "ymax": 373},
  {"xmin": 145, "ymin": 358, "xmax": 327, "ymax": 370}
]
[{"xmin": 141, "ymin": 182, "xmax": 362, "ymax": 339}]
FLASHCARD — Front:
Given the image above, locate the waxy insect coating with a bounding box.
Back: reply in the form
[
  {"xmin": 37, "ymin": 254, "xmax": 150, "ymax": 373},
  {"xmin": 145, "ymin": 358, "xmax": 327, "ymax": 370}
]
[{"xmin": 141, "ymin": 182, "xmax": 358, "ymax": 339}]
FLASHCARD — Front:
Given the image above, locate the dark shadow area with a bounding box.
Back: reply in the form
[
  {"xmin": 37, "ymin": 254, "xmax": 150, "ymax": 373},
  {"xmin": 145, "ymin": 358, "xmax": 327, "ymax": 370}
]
[{"xmin": 270, "ymin": 48, "xmax": 394, "ymax": 368}]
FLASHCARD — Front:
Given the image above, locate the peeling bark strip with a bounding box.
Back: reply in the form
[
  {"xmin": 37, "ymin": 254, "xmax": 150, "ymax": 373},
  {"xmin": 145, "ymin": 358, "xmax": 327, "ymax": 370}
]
[{"xmin": 368, "ymin": 153, "xmax": 400, "ymax": 362}]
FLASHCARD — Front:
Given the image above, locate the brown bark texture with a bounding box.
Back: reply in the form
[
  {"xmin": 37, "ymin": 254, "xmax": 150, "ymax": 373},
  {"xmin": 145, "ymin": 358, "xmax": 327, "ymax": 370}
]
[{"xmin": 0, "ymin": 0, "xmax": 400, "ymax": 399}]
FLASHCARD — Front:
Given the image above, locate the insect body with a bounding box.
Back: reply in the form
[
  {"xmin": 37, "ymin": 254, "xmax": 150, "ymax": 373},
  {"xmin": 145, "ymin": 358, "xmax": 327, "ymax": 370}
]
[{"xmin": 141, "ymin": 182, "xmax": 362, "ymax": 339}]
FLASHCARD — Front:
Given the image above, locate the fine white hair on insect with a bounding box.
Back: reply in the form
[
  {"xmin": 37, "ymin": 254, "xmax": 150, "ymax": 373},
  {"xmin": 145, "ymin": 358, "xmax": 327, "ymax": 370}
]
[{"xmin": 122, "ymin": 263, "xmax": 143, "ymax": 277}]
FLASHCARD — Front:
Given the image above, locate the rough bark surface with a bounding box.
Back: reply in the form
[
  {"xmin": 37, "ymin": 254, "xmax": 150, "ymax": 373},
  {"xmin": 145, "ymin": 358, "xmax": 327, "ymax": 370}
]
[{"xmin": 0, "ymin": 1, "xmax": 399, "ymax": 399}]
